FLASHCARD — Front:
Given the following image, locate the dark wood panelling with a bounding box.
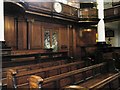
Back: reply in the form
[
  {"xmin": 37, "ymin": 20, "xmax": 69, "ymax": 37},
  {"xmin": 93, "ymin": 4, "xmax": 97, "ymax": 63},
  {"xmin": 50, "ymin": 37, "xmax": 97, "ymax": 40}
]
[
  {"xmin": 30, "ymin": 21, "xmax": 42, "ymax": 49},
  {"xmin": 59, "ymin": 27, "xmax": 68, "ymax": 50},
  {"xmin": 104, "ymin": 8, "xmax": 114, "ymax": 17},
  {"xmin": 82, "ymin": 30, "xmax": 96, "ymax": 45},
  {"xmin": 75, "ymin": 28, "xmax": 96, "ymax": 58},
  {"xmin": 79, "ymin": 8, "xmax": 98, "ymax": 18},
  {"xmin": 68, "ymin": 28, "xmax": 74, "ymax": 57},
  {"xmin": 27, "ymin": 2, "xmax": 52, "ymax": 12},
  {"xmin": 76, "ymin": 29, "xmax": 96, "ymax": 46},
  {"xmin": 73, "ymin": 29, "xmax": 77, "ymax": 57},
  {"xmin": 4, "ymin": 16, "xmax": 16, "ymax": 49},
  {"xmin": 104, "ymin": 6, "xmax": 120, "ymax": 22},
  {"xmin": 112, "ymin": 1, "xmax": 120, "ymax": 6},
  {"xmin": 62, "ymin": 4, "xmax": 71, "ymax": 16},
  {"xmin": 76, "ymin": 29, "xmax": 82, "ymax": 58},
  {"xmin": 18, "ymin": 20, "xmax": 27, "ymax": 50},
  {"xmin": 4, "ymin": 13, "xmax": 97, "ymax": 58},
  {"xmin": 40, "ymin": 2, "xmax": 52, "ymax": 11}
]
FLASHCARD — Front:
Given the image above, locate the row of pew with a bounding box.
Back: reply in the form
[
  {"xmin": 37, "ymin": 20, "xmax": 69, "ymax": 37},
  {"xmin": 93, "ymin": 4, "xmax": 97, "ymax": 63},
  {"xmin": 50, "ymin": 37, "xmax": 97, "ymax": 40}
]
[
  {"xmin": 6, "ymin": 61, "xmax": 120, "ymax": 90},
  {"xmin": 7, "ymin": 60, "xmax": 84, "ymax": 89},
  {"xmin": 2, "ymin": 49, "xmax": 120, "ymax": 89},
  {"xmin": 2, "ymin": 50, "xmax": 68, "ymax": 68},
  {"xmin": 64, "ymin": 51, "xmax": 120, "ymax": 90},
  {"xmin": 2, "ymin": 59, "xmax": 69, "ymax": 87}
]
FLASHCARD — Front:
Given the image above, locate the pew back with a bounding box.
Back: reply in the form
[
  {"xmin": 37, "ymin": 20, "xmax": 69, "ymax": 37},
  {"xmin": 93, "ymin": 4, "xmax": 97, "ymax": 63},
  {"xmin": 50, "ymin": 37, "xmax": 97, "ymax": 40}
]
[
  {"xmin": 7, "ymin": 61, "xmax": 84, "ymax": 88},
  {"xmin": 64, "ymin": 72, "xmax": 120, "ymax": 90},
  {"xmin": 28, "ymin": 62, "xmax": 107, "ymax": 89},
  {"xmin": 2, "ymin": 59, "xmax": 66, "ymax": 86}
]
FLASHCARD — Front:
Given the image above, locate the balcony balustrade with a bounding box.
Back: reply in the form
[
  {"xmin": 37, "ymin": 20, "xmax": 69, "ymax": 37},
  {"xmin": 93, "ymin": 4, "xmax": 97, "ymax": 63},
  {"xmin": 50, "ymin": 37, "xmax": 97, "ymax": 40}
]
[
  {"xmin": 79, "ymin": 8, "xmax": 98, "ymax": 19},
  {"xmin": 5, "ymin": 1, "xmax": 98, "ymax": 22}
]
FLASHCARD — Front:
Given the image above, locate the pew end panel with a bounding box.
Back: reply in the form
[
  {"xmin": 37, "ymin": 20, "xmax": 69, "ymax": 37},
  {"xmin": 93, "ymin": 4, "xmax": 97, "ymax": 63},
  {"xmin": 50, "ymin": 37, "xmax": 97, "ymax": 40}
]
[
  {"xmin": 28, "ymin": 75, "xmax": 43, "ymax": 89},
  {"xmin": 7, "ymin": 69, "xmax": 17, "ymax": 88}
]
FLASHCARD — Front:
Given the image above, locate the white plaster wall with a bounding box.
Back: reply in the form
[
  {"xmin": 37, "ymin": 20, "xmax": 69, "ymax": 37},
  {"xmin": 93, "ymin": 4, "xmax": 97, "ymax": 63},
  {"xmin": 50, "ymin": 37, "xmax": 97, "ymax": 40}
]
[
  {"xmin": 104, "ymin": 1, "xmax": 112, "ymax": 9},
  {"xmin": 105, "ymin": 21, "xmax": 120, "ymax": 47},
  {"xmin": 104, "ymin": 3, "xmax": 112, "ymax": 9},
  {"xmin": 114, "ymin": 28, "xmax": 119, "ymax": 47}
]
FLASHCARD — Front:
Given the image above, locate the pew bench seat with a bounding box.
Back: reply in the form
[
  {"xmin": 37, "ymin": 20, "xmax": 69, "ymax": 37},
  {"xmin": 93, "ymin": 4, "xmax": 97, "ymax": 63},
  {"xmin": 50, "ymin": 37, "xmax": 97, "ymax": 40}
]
[
  {"xmin": 80, "ymin": 72, "xmax": 120, "ymax": 89},
  {"xmin": 64, "ymin": 72, "xmax": 120, "ymax": 90}
]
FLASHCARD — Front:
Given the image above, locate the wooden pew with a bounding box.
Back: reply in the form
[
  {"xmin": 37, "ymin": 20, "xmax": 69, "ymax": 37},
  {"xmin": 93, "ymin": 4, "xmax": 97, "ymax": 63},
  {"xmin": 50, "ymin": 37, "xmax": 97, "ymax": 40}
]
[
  {"xmin": 64, "ymin": 72, "xmax": 120, "ymax": 90},
  {"xmin": 2, "ymin": 59, "xmax": 66, "ymax": 87},
  {"xmin": 3, "ymin": 49, "xmax": 68, "ymax": 68},
  {"xmin": 3, "ymin": 59, "xmax": 66, "ymax": 73},
  {"xmin": 6, "ymin": 61, "xmax": 84, "ymax": 88},
  {"xmin": 63, "ymin": 52, "xmax": 120, "ymax": 90},
  {"xmin": 29, "ymin": 75, "xmax": 43, "ymax": 89},
  {"xmin": 2, "ymin": 49, "xmax": 46, "ymax": 64},
  {"xmin": 27, "ymin": 62, "xmax": 107, "ymax": 89},
  {"xmin": 3, "ymin": 50, "xmax": 68, "ymax": 62},
  {"xmin": 113, "ymin": 52, "xmax": 120, "ymax": 70},
  {"xmin": 103, "ymin": 52, "xmax": 120, "ymax": 72}
]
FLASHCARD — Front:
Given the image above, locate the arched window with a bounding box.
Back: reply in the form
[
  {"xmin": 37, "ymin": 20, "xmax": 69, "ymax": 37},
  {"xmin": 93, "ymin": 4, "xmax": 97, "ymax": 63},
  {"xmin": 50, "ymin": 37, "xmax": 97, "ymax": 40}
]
[{"xmin": 44, "ymin": 29, "xmax": 58, "ymax": 51}]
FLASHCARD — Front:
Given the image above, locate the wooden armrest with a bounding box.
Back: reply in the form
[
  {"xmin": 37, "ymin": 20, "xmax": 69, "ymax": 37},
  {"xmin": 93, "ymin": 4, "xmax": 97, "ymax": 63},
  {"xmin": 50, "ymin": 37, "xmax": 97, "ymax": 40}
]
[
  {"xmin": 7, "ymin": 69, "xmax": 17, "ymax": 75},
  {"xmin": 28, "ymin": 75, "xmax": 43, "ymax": 89}
]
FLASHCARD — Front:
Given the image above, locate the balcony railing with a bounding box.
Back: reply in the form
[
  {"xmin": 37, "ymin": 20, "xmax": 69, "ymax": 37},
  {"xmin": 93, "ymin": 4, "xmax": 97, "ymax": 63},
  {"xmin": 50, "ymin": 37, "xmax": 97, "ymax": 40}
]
[
  {"xmin": 25, "ymin": 2, "xmax": 53, "ymax": 13},
  {"xmin": 5, "ymin": 1, "xmax": 98, "ymax": 22},
  {"xmin": 60, "ymin": 4, "xmax": 78, "ymax": 18},
  {"xmin": 112, "ymin": 1, "xmax": 120, "ymax": 6},
  {"xmin": 24, "ymin": 2, "xmax": 98, "ymax": 20},
  {"xmin": 79, "ymin": 8, "xmax": 98, "ymax": 19},
  {"xmin": 104, "ymin": 6, "xmax": 120, "ymax": 18}
]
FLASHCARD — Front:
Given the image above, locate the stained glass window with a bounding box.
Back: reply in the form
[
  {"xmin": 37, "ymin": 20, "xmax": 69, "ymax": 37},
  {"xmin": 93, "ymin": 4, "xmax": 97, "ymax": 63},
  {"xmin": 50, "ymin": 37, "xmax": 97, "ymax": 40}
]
[
  {"xmin": 44, "ymin": 30, "xmax": 50, "ymax": 49},
  {"xmin": 52, "ymin": 32, "xmax": 58, "ymax": 51},
  {"xmin": 44, "ymin": 30, "xmax": 58, "ymax": 51}
]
